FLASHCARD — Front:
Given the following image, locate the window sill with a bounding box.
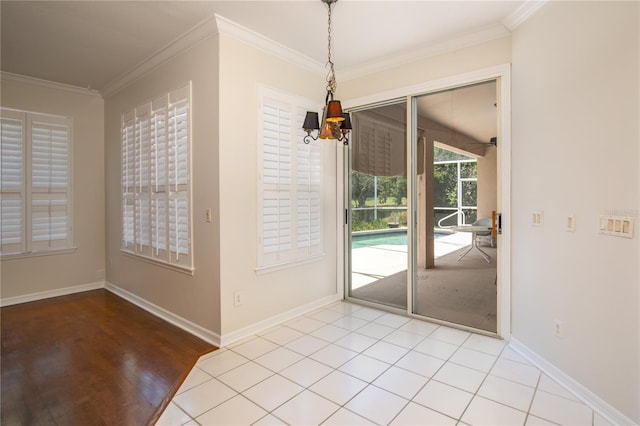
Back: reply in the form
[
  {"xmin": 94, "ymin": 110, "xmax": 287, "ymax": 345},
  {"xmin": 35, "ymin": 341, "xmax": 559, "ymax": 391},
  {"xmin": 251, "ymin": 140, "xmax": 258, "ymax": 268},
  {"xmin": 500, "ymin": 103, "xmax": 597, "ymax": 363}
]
[
  {"xmin": 121, "ymin": 250, "xmax": 195, "ymax": 276},
  {"xmin": 255, "ymin": 253, "xmax": 325, "ymax": 275},
  {"xmin": 1, "ymin": 247, "xmax": 77, "ymax": 260}
]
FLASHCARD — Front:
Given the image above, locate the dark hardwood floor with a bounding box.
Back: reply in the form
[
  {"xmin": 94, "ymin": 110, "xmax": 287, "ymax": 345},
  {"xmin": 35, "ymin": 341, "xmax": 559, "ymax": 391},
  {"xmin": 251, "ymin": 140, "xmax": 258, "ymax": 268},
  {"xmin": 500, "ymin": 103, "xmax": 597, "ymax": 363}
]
[{"xmin": 1, "ymin": 289, "xmax": 217, "ymax": 425}]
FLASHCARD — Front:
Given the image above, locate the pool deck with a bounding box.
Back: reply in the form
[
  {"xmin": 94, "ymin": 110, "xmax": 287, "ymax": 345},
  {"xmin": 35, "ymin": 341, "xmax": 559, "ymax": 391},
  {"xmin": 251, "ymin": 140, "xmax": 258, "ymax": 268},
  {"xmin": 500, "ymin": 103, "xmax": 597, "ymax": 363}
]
[{"xmin": 351, "ymin": 232, "xmax": 472, "ymax": 290}]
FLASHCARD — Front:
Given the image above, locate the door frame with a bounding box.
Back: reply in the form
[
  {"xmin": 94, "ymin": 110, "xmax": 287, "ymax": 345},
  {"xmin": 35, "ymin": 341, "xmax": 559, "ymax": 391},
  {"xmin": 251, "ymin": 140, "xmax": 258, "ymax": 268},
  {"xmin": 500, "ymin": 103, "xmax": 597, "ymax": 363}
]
[{"xmin": 340, "ymin": 64, "xmax": 511, "ymax": 339}]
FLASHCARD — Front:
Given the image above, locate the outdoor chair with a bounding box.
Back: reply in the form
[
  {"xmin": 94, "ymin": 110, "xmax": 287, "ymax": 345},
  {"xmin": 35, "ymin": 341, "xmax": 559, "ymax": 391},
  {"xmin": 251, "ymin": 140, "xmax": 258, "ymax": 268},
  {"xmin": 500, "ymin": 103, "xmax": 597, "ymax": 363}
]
[{"xmin": 473, "ymin": 218, "xmax": 495, "ymax": 247}]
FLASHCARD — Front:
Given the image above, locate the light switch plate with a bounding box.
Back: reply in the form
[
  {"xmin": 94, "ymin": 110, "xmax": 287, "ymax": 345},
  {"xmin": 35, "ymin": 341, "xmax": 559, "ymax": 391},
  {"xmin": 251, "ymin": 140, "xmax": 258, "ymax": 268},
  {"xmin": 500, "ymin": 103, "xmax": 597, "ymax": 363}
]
[{"xmin": 599, "ymin": 215, "xmax": 634, "ymax": 238}]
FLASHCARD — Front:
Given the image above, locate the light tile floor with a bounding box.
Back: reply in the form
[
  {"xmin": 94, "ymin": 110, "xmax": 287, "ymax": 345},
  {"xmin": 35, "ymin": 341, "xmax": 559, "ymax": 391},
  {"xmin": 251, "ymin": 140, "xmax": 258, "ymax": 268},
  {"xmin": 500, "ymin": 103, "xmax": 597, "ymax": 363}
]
[{"xmin": 157, "ymin": 302, "xmax": 609, "ymax": 426}]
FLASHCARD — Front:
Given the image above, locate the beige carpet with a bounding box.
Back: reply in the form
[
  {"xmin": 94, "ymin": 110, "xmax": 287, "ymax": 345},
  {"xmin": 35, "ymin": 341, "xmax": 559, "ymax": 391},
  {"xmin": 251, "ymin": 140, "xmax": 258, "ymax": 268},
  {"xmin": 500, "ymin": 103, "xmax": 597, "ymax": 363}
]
[{"xmin": 352, "ymin": 245, "xmax": 497, "ymax": 332}]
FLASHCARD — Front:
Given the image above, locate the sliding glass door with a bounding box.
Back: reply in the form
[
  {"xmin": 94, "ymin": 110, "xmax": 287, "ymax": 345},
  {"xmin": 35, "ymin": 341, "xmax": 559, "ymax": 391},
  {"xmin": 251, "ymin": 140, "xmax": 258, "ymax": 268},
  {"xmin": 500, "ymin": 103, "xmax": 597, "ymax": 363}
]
[
  {"xmin": 346, "ymin": 79, "xmax": 501, "ymax": 334},
  {"xmin": 411, "ymin": 81, "xmax": 498, "ymax": 332},
  {"xmin": 347, "ymin": 101, "xmax": 408, "ymax": 310}
]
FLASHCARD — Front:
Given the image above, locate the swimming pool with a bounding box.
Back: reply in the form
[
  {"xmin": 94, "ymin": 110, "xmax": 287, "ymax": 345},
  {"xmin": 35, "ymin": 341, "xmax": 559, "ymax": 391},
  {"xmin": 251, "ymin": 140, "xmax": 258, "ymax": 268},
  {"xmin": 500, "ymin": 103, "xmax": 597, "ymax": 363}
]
[
  {"xmin": 352, "ymin": 230, "xmax": 450, "ymax": 249},
  {"xmin": 352, "ymin": 231, "xmax": 407, "ymax": 248}
]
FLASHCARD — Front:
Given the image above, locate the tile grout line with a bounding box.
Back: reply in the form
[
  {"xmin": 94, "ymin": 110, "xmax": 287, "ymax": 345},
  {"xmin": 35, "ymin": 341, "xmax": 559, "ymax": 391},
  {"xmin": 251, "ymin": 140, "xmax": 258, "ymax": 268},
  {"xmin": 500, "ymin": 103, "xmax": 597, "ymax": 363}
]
[{"xmin": 163, "ymin": 303, "xmax": 589, "ymax": 426}]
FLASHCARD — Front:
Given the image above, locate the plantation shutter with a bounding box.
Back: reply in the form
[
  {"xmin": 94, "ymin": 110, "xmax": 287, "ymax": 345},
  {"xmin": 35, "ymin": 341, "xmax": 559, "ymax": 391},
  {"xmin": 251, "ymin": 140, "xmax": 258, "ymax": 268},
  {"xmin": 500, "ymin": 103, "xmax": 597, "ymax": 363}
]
[
  {"xmin": 167, "ymin": 86, "xmax": 190, "ymax": 265},
  {"xmin": 122, "ymin": 111, "xmax": 135, "ymax": 251},
  {"xmin": 29, "ymin": 115, "xmax": 71, "ymax": 251},
  {"xmin": 1, "ymin": 112, "xmax": 25, "ymax": 254},
  {"xmin": 134, "ymin": 104, "xmax": 151, "ymax": 254},
  {"xmin": 120, "ymin": 83, "xmax": 192, "ymax": 270},
  {"xmin": 257, "ymin": 87, "xmax": 323, "ymax": 269},
  {"xmin": 151, "ymin": 97, "xmax": 168, "ymax": 255},
  {"xmin": 1, "ymin": 109, "xmax": 73, "ymax": 257},
  {"xmin": 295, "ymin": 108, "xmax": 322, "ymax": 256},
  {"xmin": 261, "ymin": 97, "xmax": 294, "ymax": 264}
]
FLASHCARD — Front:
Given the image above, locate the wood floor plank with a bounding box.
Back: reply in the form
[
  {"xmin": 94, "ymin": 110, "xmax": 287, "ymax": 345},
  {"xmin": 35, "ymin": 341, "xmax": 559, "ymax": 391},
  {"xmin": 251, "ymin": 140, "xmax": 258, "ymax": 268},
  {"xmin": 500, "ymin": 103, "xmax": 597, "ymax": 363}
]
[{"xmin": 1, "ymin": 289, "xmax": 217, "ymax": 425}]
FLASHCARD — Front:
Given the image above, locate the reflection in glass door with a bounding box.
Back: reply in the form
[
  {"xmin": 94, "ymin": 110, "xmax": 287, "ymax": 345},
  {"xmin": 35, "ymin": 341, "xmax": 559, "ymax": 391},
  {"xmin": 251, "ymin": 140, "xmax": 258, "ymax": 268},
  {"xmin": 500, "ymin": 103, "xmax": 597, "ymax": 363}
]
[
  {"xmin": 346, "ymin": 81, "xmax": 499, "ymax": 333},
  {"xmin": 412, "ymin": 81, "xmax": 498, "ymax": 332},
  {"xmin": 348, "ymin": 102, "xmax": 408, "ymax": 310}
]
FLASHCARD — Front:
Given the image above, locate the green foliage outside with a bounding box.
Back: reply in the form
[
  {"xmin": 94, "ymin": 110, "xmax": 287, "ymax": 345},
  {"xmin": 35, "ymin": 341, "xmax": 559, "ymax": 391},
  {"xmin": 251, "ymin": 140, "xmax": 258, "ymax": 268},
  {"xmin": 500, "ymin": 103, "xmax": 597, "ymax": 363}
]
[
  {"xmin": 351, "ymin": 219, "xmax": 388, "ymax": 232},
  {"xmin": 351, "ymin": 147, "xmax": 477, "ymax": 231},
  {"xmin": 351, "ymin": 174, "xmax": 407, "ymax": 209}
]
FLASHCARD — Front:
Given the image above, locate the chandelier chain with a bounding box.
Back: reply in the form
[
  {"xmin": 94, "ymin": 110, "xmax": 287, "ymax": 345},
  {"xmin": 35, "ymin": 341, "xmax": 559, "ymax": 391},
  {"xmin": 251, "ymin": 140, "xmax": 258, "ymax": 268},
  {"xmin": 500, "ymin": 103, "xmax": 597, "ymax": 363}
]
[{"xmin": 326, "ymin": 1, "xmax": 337, "ymax": 95}]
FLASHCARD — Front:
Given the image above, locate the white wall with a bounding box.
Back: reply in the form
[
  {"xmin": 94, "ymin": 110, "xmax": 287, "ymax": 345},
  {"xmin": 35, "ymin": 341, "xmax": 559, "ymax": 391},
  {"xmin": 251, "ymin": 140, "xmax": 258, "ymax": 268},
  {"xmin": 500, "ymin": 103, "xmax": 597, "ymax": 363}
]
[
  {"xmin": 511, "ymin": 1, "xmax": 639, "ymax": 422},
  {"xmin": 0, "ymin": 76, "xmax": 105, "ymax": 300},
  {"xmin": 341, "ymin": 37, "xmax": 511, "ymax": 101},
  {"xmin": 104, "ymin": 37, "xmax": 221, "ymax": 336},
  {"xmin": 217, "ymin": 35, "xmax": 338, "ymax": 338}
]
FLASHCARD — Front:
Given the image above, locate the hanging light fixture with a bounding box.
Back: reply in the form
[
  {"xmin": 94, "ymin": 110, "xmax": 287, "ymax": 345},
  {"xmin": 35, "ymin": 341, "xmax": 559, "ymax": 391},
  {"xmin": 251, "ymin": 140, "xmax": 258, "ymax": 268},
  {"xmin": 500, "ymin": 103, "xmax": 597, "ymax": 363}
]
[{"xmin": 303, "ymin": 0, "xmax": 351, "ymax": 146}]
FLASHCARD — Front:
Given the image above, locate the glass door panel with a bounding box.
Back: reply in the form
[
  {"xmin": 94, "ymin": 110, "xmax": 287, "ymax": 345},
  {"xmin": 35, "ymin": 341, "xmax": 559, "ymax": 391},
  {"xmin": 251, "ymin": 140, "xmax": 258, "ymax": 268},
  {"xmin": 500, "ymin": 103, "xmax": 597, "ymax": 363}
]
[
  {"xmin": 348, "ymin": 102, "xmax": 408, "ymax": 310},
  {"xmin": 412, "ymin": 81, "xmax": 498, "ymax": 332}
]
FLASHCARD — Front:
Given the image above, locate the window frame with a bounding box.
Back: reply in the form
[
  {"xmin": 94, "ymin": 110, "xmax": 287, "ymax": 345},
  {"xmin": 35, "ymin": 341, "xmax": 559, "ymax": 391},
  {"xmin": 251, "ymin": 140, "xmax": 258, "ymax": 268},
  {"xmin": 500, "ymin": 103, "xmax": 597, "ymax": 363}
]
[
  {"xmin": 1, "ymin": 108, "xmax": 74, "ymax": 259},
  {"xmin": 120, "ymin": 83, "xmax": 193, "ymax": 273},
  {"xmin": 256, "ymin": 86, "xmax": 324, "ymax": 273}
]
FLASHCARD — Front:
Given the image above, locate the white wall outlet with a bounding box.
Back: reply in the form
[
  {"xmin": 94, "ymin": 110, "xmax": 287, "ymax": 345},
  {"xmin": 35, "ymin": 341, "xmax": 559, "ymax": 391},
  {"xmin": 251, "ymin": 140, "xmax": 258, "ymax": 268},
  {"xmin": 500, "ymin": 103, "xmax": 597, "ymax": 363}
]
[
  {"xmin": 554, "ymin": 319, "xmax": 564, "ymax": 338},
  {"xmin": 566, "ymin": 214, "xmax": 575, "ymax": 232},
  {"xmin": 532, "ymin": 210, "xmax": 543, "ymax": 226},
  {"xmin": 233, "ymin": 291, "xmax": 244, "ymax": 307},
  {"xmin": 205, "ymin": 208, "xmax": 212, "ymax": 223}
]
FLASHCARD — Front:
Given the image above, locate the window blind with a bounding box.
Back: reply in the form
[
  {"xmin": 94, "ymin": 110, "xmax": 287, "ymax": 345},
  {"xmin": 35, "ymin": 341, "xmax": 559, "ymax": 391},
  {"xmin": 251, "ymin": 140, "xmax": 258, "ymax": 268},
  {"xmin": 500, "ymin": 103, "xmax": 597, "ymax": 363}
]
[
  {"xmin": 1, "ymin": 113, "xmax": 24, "ymax": 254},
  {"xmin": 121, "ymin": 84, "xmax": 192, "ymax": 270},
  {"xmin": 1, "ymin": 109, "xmax": 72, "ymax": 256},
  {"xmin": 258, "ymin": 88, "xmax": 322, "ymax": 269}
]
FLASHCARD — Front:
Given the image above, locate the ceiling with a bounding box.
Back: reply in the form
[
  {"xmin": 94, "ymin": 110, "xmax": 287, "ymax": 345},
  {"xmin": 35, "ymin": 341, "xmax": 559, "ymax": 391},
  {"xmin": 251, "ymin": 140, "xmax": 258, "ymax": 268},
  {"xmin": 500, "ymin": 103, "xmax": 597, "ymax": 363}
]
[
  {"xmin": 1, "ymin": 0, "xmax": 533, "ymax": 92},
  {"xmin": 1, "ymin": 1, "xmax": 536, "ymax": 147}
]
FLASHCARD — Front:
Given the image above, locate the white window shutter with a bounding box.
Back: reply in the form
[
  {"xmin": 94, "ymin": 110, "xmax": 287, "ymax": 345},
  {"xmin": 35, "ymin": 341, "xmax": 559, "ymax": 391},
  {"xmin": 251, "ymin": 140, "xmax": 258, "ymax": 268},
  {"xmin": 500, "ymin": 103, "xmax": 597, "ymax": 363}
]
[
  {"xmin": 151, "ymin": 195, "xmax": 167, "ymax": 256},
  {"xmin": 168, "ymin": 86, "xmax": 190, "ymax": 188},
  {"xmin": 120, "ymin": 83, "xmax": 192, "ymax": 270},
  {"xmin": 121, "ymin": 112, "xmax": 135, "ymax": 250},
  {"xmin": 1, "ymin": 109, "xmax": 72, "ymax": 256},
  {"xmin": 1, "ymin": 113, "xmax": 25, "ymax": 254},
  {"xmin": 295, "ymin": 108, "xmax": 322, "ymax": 255},
  {"xmin": 151, "ymin": 97, "xmax": 168, "ymax": 190},
  {"xmin": 261, "ymin": 99, "xmax": 294, "ymax": 264},
  {"xmin": 258, "ymin": 88, "xmax": 322, "ymax": 268},
  {"xmin": 134, "ymin": 105, "xmax": 151, "ymax": 254},
  {"xmin": 30, "ymin": 117, "xmax": 71, "ymax": 251}
]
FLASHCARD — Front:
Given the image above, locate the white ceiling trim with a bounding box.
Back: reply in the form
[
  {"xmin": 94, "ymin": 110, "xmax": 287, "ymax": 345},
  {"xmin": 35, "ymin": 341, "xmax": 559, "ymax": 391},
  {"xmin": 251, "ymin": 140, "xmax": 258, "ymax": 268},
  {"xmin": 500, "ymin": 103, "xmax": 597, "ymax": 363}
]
[
  {"xmin": 1, "ymin": 72, "xmax": 101, "ymax": 98},
  {"xmin": 214, "ymin": 14, "xmax": 325, "ymax": 76},
  {"xmin": 98, "ymin": 2, "xmax": 546, "ymax": 99},
  {"xmin": 339, "ymin": 24, "xmax": 511, "ymax": 82},
  {"xmin": 101, "ymin": 13, "xmax": 326, "ymax": 98},
  {"xmin": 502, "ymin": 0, "xmax": 548, "ymax": 31},
  {"xmin": 101, "ymin": 14, "xmax": 219, "ymax": 98}
]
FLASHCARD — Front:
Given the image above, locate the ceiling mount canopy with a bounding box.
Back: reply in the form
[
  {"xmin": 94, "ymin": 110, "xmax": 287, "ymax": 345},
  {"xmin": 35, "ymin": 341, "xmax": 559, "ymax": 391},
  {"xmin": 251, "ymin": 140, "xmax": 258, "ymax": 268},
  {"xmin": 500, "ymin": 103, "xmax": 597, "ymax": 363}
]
[{"xmin": 303, "ymin": 0, "xmax": 351, "ymax": 146}]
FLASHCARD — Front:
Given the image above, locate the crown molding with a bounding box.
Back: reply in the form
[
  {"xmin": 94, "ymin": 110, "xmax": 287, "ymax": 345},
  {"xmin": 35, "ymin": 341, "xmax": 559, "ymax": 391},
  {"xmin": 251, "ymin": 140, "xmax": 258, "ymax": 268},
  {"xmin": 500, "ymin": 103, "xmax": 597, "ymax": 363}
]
[
  {"xmin": 214, "ymin": 14, "xmax": 325, "ymax": 76},
  {"xmin": 503, "ymin": 0, "xmax": 548, "ymax": 31},
  {"xmin": 340, "ymin": 24, "xmax": 511, "ymax": 82},
  {"xmin": 101, "ymin": 14, "xmax": 219, "ymax": 98},
  {"xmin": 99, "ymin": 2, "xmax": 546, "ymax": 98},
  {"xmin": 1, "ymin": 72, "xmax": 102, "ymax": 98},
  {"xmin": 101, "ymin": 13, "xmax": 325, "ymax": 98}
]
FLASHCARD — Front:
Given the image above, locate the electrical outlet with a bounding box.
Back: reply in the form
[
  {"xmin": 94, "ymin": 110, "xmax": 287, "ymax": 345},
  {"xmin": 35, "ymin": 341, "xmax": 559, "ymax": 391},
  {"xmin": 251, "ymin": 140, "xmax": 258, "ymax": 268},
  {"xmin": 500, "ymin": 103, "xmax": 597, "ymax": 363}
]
[
  {"xmin": 233, "ymin": 291, "xmax": 244, "ymax": 307},
  {"xmin": 532, "ymin": 210, "xmax": 543, "ymax": 226},
  {"xmin": 566, "ymin": 214, "xmax": 575, "ymax": 232},
  {"xmin": 554, "ymin": 319, "xmax": 564, "ymax": 338}
]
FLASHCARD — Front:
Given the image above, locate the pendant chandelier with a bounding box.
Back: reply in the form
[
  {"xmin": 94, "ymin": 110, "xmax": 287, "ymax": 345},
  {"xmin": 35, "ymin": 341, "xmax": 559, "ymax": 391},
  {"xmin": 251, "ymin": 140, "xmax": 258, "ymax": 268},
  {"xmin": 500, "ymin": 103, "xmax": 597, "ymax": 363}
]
[{"xmin": 303, "ymin": 0, "xmax": 351, "ymax": 146}]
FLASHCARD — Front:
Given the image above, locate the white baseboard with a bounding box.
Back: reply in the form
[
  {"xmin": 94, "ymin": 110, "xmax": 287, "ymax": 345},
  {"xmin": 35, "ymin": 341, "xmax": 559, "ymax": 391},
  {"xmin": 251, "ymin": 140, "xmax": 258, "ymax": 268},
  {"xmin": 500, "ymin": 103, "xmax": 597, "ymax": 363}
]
[
  {"xmin": 104, "ymin": 282, "xmax": 221, "ymax": 347},
  {"xmin": 509, "ymin": 338, "xmax": 636, "ymax": 426},
  {"xmin": 219, "ymin": 293, "xmax": 341, "ymax": 347},
  {"xmin": 0, "ymin": 281, "xmax": 105, "ymax": 307}
]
